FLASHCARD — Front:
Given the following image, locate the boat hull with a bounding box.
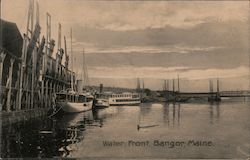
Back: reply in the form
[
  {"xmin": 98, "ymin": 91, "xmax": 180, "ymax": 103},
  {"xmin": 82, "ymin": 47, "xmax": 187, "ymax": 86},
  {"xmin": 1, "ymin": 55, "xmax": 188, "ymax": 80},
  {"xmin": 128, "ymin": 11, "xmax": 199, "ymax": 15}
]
[
  {"xmin": 94, "ymin": 99, "xmax": 109, "ymax": 108},
  {"xmin": 58, "ymin": 101, "xmax": 93, "ymax": 113},
  {"xmin": 108, "ymin": 99, "xmax": 141, "ymax": 106}
]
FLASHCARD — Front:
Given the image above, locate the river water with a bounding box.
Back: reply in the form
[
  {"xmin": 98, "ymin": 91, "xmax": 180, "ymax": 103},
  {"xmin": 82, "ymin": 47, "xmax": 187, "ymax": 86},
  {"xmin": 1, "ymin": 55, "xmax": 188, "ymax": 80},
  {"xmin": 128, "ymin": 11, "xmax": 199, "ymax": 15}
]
[{"xmin": 1, "ymin": 100, "xmax": 250, "ymax": 158}]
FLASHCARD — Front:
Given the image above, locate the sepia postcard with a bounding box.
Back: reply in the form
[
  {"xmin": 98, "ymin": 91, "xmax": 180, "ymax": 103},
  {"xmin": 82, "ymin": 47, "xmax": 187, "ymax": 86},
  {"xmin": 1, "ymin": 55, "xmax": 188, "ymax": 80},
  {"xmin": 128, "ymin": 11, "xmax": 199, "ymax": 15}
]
[{"xmin": 0, "ymin": 0, "xmax": 249, "ymax": 159}]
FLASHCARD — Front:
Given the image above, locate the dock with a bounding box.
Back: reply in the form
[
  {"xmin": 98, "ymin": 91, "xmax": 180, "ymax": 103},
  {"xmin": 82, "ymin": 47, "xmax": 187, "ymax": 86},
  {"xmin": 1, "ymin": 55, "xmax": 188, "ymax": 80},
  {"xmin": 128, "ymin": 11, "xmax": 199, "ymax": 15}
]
[{"xmin": 0, "ymin": 1, "xmax": 75, "ymax": 126}]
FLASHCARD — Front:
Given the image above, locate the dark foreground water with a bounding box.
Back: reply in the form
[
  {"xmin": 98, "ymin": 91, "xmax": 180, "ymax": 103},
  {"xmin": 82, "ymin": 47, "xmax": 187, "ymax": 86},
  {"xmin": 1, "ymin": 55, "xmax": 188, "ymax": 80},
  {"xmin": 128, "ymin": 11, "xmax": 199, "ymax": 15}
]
[{"xmin": 1, "ymin": 101, "xmax": 250, "ymax": 159}]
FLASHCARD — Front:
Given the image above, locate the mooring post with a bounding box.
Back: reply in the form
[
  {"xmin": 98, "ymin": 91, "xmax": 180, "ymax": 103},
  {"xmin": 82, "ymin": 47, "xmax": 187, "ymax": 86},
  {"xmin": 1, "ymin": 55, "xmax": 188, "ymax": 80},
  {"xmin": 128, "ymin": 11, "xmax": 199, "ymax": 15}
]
[
  {"xmin": 6, "ymin": 58, "xmax": 14, "ymax": 112},
  {"xmin": 0, "ymin": 52, "xmax": 6, "ymax": 111}
]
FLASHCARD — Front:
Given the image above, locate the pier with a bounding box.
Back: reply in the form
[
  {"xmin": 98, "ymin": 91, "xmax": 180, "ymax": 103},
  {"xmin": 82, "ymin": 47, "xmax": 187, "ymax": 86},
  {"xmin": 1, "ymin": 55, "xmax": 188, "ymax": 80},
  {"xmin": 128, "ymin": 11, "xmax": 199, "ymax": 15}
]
[{"xmin": 0, "ymin": 1, "xmax": 75, "ymax": 126}]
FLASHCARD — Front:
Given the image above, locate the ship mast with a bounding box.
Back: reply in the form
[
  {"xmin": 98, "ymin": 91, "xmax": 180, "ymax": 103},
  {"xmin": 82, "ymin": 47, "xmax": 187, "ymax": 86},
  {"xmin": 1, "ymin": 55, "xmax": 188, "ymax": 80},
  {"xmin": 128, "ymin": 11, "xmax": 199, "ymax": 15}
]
[
  {"xmin": 82, "ymin": 48, "xmax": 84, "ymax": 91},
  {"xmin": 70, "ymin": 28, "xmax": 74, "ymax": 91},
  {"xmin": 82, "ymin": 48, "xmax": 89, "ymax": 89}
]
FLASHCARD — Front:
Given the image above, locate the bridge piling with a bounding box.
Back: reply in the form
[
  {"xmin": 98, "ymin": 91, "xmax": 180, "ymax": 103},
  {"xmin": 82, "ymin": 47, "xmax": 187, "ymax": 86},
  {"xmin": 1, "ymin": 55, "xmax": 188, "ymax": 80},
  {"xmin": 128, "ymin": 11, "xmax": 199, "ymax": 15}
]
[{"xmin": 208, "ymin": 79, "xmax": 221, "ymax": 102}]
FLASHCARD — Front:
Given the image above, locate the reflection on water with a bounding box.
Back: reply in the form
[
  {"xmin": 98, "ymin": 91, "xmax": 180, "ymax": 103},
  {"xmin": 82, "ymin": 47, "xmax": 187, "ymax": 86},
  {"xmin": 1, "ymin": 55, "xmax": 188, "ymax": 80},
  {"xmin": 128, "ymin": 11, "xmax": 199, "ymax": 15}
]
[
  {"xmin": 209, "ymin": 103, "xmax": 220, "ymax": 125},
  {"xmin": 161, "ymin": 103, "xmax": 181, "ymax": 127},
  {"xmin": 1, "ymin": 110, "xmax": 103, "ymax": 158},
  {"xmin": 163, "ymin": 103, "xmax": 170, "ymax": 126},
  {"xmin": 1, "ymin": 101, "xmax": 250, "ymax": 158}
]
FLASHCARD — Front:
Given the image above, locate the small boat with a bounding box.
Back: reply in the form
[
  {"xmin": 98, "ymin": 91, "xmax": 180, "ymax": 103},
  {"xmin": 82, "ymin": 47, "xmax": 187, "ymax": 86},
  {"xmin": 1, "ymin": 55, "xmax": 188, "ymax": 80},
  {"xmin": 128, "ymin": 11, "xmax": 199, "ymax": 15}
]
[
  {"xmin": 55, "ymin": 30, "xmax": 95, "ymax": 113},
  {"xmin": 56, "ymin": 90, "xmax": 94, "ymax": 113},
  {"xmin": 107, "ymin": 92, "xmax": 141, "ymax": 106},
  {"xmin": 94, "ymin": 98, "xmax": 109, "ymax": 109},
  {"xmin": 93, "ymin": 93, "xmax": 109, "ymax": 109}
]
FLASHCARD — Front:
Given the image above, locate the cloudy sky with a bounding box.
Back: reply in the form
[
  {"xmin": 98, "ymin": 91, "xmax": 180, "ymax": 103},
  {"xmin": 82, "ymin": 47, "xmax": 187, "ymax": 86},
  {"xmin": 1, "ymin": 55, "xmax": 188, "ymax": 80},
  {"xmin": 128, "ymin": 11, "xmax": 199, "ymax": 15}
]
[{"xmin": 2, "ymin": 0, "xmax": 249, "ymax": 91}]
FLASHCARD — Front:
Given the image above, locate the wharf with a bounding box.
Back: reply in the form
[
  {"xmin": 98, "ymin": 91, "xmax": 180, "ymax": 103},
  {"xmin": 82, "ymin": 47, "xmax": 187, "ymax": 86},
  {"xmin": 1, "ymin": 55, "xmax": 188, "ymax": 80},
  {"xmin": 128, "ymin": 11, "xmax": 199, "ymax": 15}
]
[
  {"xmin": 0, "ymin": 108, "xmax": 48, "ymax": 127},
  {"xmin": 0, "ymin": 1, "xmax": 75, "ymax": 126}
]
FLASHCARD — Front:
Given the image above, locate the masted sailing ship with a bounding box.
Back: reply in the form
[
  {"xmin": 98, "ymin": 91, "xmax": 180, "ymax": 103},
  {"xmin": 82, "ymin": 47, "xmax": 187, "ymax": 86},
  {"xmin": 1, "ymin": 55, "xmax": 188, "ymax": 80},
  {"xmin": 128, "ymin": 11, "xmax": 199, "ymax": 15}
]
[{"xmin": 56, "ymin": 29, "xmax": 93, "ymax": 113}]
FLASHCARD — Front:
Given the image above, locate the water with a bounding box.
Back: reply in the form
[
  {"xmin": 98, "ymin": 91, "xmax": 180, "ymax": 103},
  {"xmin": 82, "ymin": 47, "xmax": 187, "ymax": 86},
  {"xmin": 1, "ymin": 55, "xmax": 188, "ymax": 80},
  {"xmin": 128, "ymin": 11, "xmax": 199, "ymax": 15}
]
[{"xmin": 1, "ymin": 101, "xmax": 250, "ymax": 158}]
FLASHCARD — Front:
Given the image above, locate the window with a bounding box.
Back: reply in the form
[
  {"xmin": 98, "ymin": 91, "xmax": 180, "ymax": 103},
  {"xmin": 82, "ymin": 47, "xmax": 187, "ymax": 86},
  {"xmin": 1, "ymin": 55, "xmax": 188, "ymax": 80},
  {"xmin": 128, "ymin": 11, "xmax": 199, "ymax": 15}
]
[
  {"xmin": 79, "ymin": 95, "xmax": 85, "ymax": 102},
  {"xmin": 132, "ymin": 94, "xmax": 139, "ymax": 98},
  {"xmin": 87, "ymin": 97, "xmax": 93, "ymax": 102},
  {"xmin": 70, "ymin": 95, "xmax": 74, "ymax": 102}
]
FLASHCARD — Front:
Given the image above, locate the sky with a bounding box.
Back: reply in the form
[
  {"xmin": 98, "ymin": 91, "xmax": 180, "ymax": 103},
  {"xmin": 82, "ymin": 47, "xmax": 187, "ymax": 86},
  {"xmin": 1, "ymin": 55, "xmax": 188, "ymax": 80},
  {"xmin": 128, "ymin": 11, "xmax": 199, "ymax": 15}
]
[{"xmin": 1, "ymin": 0, "xmax": 249, "ymax": 91}]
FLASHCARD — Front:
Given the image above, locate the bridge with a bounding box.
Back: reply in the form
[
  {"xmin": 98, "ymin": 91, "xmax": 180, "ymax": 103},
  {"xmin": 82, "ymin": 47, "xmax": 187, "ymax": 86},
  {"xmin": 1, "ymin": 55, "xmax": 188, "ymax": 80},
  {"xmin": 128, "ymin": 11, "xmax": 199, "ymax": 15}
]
[
  {"xmin": 160, "ymin": 77, "xmax": 249, "ymax": 102},
  {"xmin": 178, "ymin": 91, "xmax": 250, "ymax": 98},
  {"xmin": 158, "ymin": 90, "xmax": 250, "ymax": 103}
]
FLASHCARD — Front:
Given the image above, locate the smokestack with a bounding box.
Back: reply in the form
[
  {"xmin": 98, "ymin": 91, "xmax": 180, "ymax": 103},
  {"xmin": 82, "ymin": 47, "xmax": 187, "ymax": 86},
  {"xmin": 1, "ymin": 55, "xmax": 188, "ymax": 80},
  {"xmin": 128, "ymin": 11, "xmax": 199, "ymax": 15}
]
[
  {"xmin": 173, "ymin": 79, "xmax": 175, "ymax": 92},
  {"xmin": 217, "ymin": 78, "xmax": 219, "ymax": 93},
  {"xmin": 136, "ymin": 78, "xmax": 140, "ymax": 91},
  {"xmin": 209, "ymin": 79, "xmax": 214, "ymax": 93},
  {"xmin": 100, "ymin": 83, "xmax": 103, "ymax": 93}
]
